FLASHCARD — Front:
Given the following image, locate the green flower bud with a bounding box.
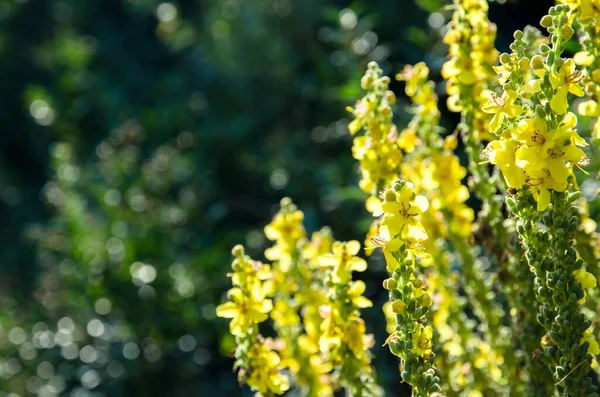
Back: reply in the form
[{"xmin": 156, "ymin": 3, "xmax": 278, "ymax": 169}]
[
  {"xmin": 231, "ymin": 244, "xmax": 245, "ymax": 257},
  {"xmin": 561, "ymin": 25, "xmax": 574, "ymax": 40},
  {"xmin": 384, "ymin": 189, "xmax": 397, "ymax": 202},
  {"xmin": 383, "ymin": 278, "xmax": 398, "ymax": 290},
  {"xmin": 540, "ymin": 15, "xmax": 553, "ymax": 28},
  {"xmin": 392, "ymin": 299, "xmax": 406, "ymax": 314},
  {"xmin": 514, "ymin": 30, "xmax": 524, "ymax": 40},
  {"xmin": 540, "ymin": 44, "xmax": 551, "ymax": 54},
  {"xmin": 519, "ymin": 57, "xmax": 530, "ymax": 71},
  {"xmin": 535, "ymin": 104, "xmax": 545, "ymax": 118},
  {"xmin": 361, "ymin": 75, "xmax": 373, "ymax": 90},
  {"xmin": 500, "ymin": 53, "xmax": 511, "ymax": 64},
  {"xmin": 506, "ymin": 197, "xmax": 517, "ymax": 212}
]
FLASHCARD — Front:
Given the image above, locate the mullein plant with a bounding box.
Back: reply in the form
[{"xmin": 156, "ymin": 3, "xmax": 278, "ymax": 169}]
[
  {"xmin": 218, "ymin": 199, "xmax": 381, "ymax": 396},
  {"xmin": 219, "ymin": 1, "xmax": 600, "ymax": 396},
  {"xmin": 370, "ymin": 180, "xmax": 441, "ymax": 396},
  {"xmin": 484, "ymin": 4, "xmax": 599, "ymax": 396}
]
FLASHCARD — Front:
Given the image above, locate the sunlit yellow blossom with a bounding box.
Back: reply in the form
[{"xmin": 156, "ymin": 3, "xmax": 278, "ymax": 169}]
[
  {"xmin": 484, "ymin": 139, "xmax": 526, "ymax": 188},
  {"xmin": 380, "ymin": 183, "xmax": 429, "ymax": 241},
  {"xmin": 581, "ymin": 329, "xmax": 600, "ymax": 355},
  {"xmin": 411, "ymin": 325, "xmax": 434, "ymax": 358},
  {"xmin": 245, "ymin": 342, "xmax": 290, "ymax": 395},
  {"xmin": 481, "ymin": 90, "xmax": 523, "ymax": 134},
  {"xmin": 549, "ymin": 59, "xmax": 585, "ymax": 114},
  {"xmin": 318, "ymin": 240, "xmax": 367, "ymax": 284},
  {"xmin": 217, "ymin": 287, "xmax": 273, "ymax": 336}
]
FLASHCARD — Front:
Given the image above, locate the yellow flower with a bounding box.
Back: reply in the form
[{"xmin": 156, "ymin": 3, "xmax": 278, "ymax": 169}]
[
  {"xmin": 246, "ymin": 342, "xmax": 290, "ymax": 395},
  {"xmin": 574, "ymin": 269, "xmax": 597, "ymax": 289},
  {"xmin": 549, "ymin": 59, "xmax": 585, "ymax": 114},
  {"xmin": 216, "ymin": 287, "xmax": 273, "ymax": 336},
  {"xmin": 411, "ymin": 325, "xmax": 433, "ymax": 358},
  {"xmin": 347, "ymin": 280, "xmax": 373, "ymax": 308},
  {"xmin": 514, "ymin": 116, "xmax": 586, "ymax": 184},
  {"xmin": 397, "ymin": 127, "xmax": 419, "ymax": 153},
  {"xmin": 580, "ymin": 329, "xmax": 600, "ymax": 355},
  {"xmin": 481, "ymin": 90, "xmax": 523, "ymax": 134},
  {"xmin": 560, "ymin": 0, "xmax": 600, "ymax": 22},
  {"xmin": 483, "ymin": 138, "xmax": 526, "ymax": 188},
  {"xmin": 318, "ymin": 240, "xmax": 367, "ymax": 284},
  {"xmin": 380, "ymin": 183, "xmax": 429, "ymax": 241},
  {"xmin": 526, "ymin": 168, "xmax": 569, "ymax": 211}
]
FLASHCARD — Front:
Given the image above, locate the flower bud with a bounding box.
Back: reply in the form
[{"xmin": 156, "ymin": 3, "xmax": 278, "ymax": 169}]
[
  {"xmin": 385, "ymin": 90, "xmax": 396, "ymax": 105},
  {"xmin": 519, "ymin": 57, "xmax": 530, "ymax": 71},
  {"xmin": 561, "ymin": 25, "xmax": 574, "ymax": 41},
  {"xmin": 383, "ymin": 278, "xmax": 398, "ymax": 290},
  {"xmin": 540, "ymin": 44, "xmax": 551, "ymax": 54},
  {"xmin": 540, "ymin": 15, "xmax": 553, "ymax": 28},
  {"xmin": 384, "ymin": 189, "xmax": 397, "ymax": 202},
  {"xmin": 444, "ymin": 135, "xmax": 458, "ymax": 150},
  {"xmin": 500, "ymin": 53, "xmax": 511, "ymax": 65},
  {"xmin": 514, "ymin": 30, "xmax": 524, "ymax": 40},
  {"xmin": 231, "ymin": 244, "xmax": 245, "ymax": 257},
  {"xmin": 531, "ymin": 55, "xmax": 544, "ymax": 70},
  {"xmin": 361, "ymin": 75, "xmax": 373, "ymax": 90}
]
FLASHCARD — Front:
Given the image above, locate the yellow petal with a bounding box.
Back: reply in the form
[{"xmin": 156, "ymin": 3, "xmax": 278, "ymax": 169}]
[
  {"xmin": 574, "ymin": 270, "xmax": 597, "ymax": 289},
  {"xmin": 348, "ymin": 257, "xmax": 368, "ymax": 272},
  {"xmin": 348, "ymin": 280, "xmax": 366, "ymax": 296},
  {"xmin": 550, "ymin": 87, "xmax": 569, "ymax": 114},
  {"xmin": 354, "ymin": 296, "xmax": 373, "ymax": 308},
  {"xmin": 318, "ymin": 254, "xmax": 339, "ymax": 267},
  {"xmin": 414, "ymin": 195, "xmax": 429, "ymax": 212},
  {"xmin": 382, "ymin": 201, "xmax": 402, "ymax": 214},
  {"xmin": 346, "ymin": 240, "xmax": 361, "ymax": 256},
  {"xmin": 216, "ymin": 302, "xmax": 239, "ymax": 318},
  {"xmin": 574, "ymin": 51, "xmax": 595, "ymax": 66},
  {"xmin": 536, "ymin": 188, "xmax": 551, "ymax": 211}
]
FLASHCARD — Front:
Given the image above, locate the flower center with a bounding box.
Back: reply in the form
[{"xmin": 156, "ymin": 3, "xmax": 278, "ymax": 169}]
[
  {"xmin": 490, "ymin": 93, "xmax": 505, "ymax": 108},
  {"xmin": 531, "ymin": 129, "xmax": 545, "ymax": 144},
  {"xmin": 548, "ymin": 146, "xmax": 565, "ymax": 159},
  {"xmin": 566, "ymin": 70, "xmax": 585, "ymax": 84}
]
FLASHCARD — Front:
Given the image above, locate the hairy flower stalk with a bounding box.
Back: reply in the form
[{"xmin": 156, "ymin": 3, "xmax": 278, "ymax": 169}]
[
  {"xmin": 442, "ymin": 2, "xmax": 520, "ymax": 383},
  {"xmin": 485, "ymin": 5, "xmax": 599, "ymax": 395},
  {"xmin": 265, "ymin": 199, "xmax": 381, "ymax": 396},
  {"xmin": 348, "ymin": 62, "xmax": 402, "ymax": 196},
  {"xmin": 218, "ymin": 198, "xmax": 381, "ymax": 396},
  {"xmin": 370, "ymin": 180, "xmax": 441, "ymax": 396},
  {"xmin": 443, "ymin": 0, "xmax": 506, "ymax": 243},
  {"xmin": 396, "ymin": 63, "xmax": 508, "ymax": 395},
  {"xmin": 317, "ymin": 240, "xmax": 383, "ymax": 396},
  {"xmin": 216, "ymin": 246, "xmax": 290, "ymax": 396}
]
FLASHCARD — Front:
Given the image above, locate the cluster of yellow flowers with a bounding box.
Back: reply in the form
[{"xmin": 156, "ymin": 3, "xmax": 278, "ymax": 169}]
[
  {"xmin": 216, "ymin": 245, "xmax": 290, "ymax": 395},
  {"xmin": 397, "ymin": 63, "xmax": 474, "ymax": 240},
  {"xmin": 483, "ymin": 17, "xmax": 588, "ymax": 211},
  {"xmin": 562, "ymin": 0, "xmax": 600, "ymax": 139},
  {"xmin": 218, "ymin": 198, "xmax": 379, "ymax": 396},
  {"xmin": 442, "ymin": 0, "xmax": 498, "ymax": 140},
  {"xmin": 348, "ymin": 62, "xmax": 402, "ymax": 195},
  {"xmin": 370, "ymin": 180, "xmax": 441, "ymax": 396},
  {"xmin": 218, "ymin": 1, "xmax": 600, "ymax": 395}
]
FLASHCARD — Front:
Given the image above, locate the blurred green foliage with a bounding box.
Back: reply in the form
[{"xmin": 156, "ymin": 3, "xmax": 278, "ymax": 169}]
[
  {"xmin": 0, "ymin": 0, "xmax": 433, "ymax": 395},
  {"xmin": 0, "ymin": 0, "xmax": 586, "ymax": 396}
]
